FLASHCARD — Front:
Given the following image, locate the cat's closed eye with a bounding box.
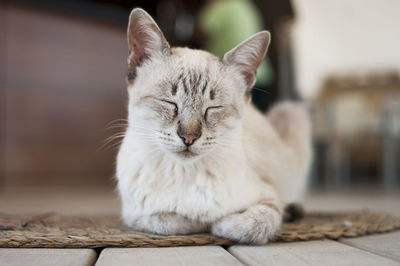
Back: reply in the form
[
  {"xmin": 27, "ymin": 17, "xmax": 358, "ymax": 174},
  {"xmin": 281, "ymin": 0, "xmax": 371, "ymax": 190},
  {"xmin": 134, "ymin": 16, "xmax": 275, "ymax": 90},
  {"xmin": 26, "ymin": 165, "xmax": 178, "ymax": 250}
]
[
  {"xmin": 159, "ymin": 99, "xmax": 178, "ymax": 117},
  {"xmin": 205, "ymin": 106, "xmax": 224, "ymax": 121}
]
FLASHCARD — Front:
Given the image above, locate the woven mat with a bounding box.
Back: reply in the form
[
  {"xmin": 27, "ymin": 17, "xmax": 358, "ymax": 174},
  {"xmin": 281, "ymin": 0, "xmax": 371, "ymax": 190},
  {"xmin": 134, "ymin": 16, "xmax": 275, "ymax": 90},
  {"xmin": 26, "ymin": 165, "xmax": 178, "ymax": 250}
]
[{"xmin": 0, "ymin": 211, "xmax": 399, "ymax": 248}]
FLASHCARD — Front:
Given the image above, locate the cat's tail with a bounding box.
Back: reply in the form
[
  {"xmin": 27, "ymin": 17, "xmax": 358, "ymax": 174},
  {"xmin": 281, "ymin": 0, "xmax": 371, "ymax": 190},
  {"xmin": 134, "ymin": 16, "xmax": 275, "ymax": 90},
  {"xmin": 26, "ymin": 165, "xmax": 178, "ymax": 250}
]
[{"xmin": 267, "ymin": 101, "xmax": 312, "ymax": 171}]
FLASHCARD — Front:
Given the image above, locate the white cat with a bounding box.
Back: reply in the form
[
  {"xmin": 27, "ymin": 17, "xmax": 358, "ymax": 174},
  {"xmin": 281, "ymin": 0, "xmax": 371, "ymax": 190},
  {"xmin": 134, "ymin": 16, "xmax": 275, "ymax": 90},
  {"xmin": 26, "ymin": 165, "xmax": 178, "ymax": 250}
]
[{"xmin": 116, "ymin": 8, "xmax": 312, "ymax": 244}]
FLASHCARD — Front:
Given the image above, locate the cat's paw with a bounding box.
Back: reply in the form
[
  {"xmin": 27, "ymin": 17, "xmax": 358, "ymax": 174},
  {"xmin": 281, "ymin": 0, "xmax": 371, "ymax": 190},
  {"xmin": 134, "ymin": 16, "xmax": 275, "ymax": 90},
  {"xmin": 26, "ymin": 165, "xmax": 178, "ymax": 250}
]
[
  {"xmin": 129, "ymin": 213, "xmax": 206, "ymax": 235},
  {"xmin": 211, "ymin": 205, "xmax": 281, "ymax": 244}
]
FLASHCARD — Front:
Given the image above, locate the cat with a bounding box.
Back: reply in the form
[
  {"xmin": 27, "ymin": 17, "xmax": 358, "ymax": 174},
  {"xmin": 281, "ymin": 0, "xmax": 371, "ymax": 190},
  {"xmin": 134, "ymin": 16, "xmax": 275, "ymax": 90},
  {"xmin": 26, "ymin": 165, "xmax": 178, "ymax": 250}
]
[{"xmin": 116, "ymin": 8, "xmax": 312, "ymax": 244}]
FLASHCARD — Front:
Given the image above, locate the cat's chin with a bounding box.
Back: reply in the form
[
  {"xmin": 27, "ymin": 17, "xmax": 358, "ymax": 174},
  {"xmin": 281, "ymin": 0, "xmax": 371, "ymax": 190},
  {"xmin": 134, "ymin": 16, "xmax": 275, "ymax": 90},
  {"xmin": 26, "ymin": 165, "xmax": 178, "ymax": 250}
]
[
  {"xmin": 172, "ymin": 149, "xmax": 201, "ymax": 162},
  {"xmin": 177, "ymin": 150, "xmax": 198, "ymax": 158}
]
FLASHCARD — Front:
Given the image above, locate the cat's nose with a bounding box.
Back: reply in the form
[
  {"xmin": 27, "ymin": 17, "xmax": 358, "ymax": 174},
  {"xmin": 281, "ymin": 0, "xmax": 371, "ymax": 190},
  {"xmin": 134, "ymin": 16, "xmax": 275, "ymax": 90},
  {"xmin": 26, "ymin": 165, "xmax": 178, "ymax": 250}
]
[
  {"xmin": 177, "ymin": 118, "xmax": 202, "ymax": 146},
  {"xmin": 177, "ymin": 131, "xmax": 200, "ymax": 146}
]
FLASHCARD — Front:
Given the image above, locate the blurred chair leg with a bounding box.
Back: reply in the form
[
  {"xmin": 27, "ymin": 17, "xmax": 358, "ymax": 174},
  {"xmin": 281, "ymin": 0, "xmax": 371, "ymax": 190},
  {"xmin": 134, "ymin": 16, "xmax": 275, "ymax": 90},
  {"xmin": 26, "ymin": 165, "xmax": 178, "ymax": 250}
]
[
  {"xmin": 381, "ymin": 98, "xmax": 400, "ymax": 190},
  {"xmin": 326, "ymin": 138, "xmax": 351, "ymax": 190},
  {"xmin": 382, "ymin": 125, "xmax": 398, "ymax": 190}
]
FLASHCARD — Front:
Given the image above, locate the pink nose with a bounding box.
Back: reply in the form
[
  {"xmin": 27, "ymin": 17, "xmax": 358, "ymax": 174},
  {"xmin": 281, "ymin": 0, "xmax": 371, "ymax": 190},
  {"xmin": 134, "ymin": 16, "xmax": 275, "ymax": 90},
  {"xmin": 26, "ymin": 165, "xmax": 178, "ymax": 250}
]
[{"xmin": 180, "ymin": 134, "xmax": 199, "ymax": 145}]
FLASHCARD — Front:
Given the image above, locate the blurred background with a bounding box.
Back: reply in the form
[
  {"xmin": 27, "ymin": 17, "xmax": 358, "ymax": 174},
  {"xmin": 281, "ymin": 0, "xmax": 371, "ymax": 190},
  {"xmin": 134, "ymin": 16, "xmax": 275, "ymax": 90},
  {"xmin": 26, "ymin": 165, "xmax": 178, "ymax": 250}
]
[{"xmin": 0, "ymin": 0, "xmax": 399, "ymax": 205}]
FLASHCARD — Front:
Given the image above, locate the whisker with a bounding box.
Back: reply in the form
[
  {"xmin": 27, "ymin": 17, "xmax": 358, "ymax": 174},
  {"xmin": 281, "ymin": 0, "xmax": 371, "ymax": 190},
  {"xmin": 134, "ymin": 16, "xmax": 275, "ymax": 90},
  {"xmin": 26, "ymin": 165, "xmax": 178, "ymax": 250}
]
[
  {"xmin": 106, "ymin": 124, "xmax": 128, "ymax": 130},
  {"xmin": 100, "ymin": 140, "xmax": 124, "ymax": 152},
  {"xmin": 103, "ymin": 118, "xmax": 129, "ymax": 130},
  {"xmin": 253, "ymin": 87, "xmax": 269, "ymax": 94}
]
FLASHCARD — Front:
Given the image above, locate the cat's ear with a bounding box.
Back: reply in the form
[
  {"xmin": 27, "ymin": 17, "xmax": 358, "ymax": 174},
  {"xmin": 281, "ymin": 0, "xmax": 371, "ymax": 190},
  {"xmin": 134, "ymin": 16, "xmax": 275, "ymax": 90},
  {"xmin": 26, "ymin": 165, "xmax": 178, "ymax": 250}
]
[
  {"xmin": 222, "ymin": 31, "xmax": 270, "ymax": 89},
  {"xmin": 127, "ymin": 8, "xmax": 170, "ymax": 80}
]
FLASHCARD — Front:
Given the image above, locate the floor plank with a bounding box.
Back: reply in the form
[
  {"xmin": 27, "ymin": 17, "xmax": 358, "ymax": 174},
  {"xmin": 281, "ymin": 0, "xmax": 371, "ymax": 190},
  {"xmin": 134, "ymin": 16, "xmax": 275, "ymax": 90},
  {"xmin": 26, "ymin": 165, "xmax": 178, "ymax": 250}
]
[
  {"xmin": 0, "ymin": 248, "xmax": 97, "ymax": 266},
  {"xmin": 95, "ymin": 246, "xmax": 243, "ymax": 266},
  {"xmin": 228, "ymin": 240, "xmax": 399, "ymax": 266},
  {"xmin": 340, "ymin": 231, "xmax": 400, "ymax": 262}
]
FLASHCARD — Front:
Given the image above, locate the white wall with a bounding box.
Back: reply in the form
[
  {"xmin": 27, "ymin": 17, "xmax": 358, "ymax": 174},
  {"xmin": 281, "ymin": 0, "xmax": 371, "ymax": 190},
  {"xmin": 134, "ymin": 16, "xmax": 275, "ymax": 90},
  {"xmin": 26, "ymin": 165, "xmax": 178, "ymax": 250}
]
[{"xmin": 290, "ymin": 0, "xmax": 400, "ymax": 99}]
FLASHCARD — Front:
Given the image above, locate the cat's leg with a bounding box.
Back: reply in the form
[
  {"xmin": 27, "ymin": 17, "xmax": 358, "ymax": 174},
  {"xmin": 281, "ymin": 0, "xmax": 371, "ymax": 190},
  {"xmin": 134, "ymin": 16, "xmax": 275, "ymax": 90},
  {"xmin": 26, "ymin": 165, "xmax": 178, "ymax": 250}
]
[
  {"xmin": 127, "ymin": 213, "xmax": 207, "ymax": 235},
  {"xmin": 211, "ymin": 197, "xmax": 283, "ymax": 244}
]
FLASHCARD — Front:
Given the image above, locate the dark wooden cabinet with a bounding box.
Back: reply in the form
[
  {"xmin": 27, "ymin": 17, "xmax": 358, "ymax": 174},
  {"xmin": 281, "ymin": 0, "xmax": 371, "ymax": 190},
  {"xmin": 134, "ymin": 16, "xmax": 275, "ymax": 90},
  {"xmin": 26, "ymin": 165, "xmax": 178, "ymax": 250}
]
[{"xmin": 1, "ymin": 4, "xmax": 128, "ymax": 186}]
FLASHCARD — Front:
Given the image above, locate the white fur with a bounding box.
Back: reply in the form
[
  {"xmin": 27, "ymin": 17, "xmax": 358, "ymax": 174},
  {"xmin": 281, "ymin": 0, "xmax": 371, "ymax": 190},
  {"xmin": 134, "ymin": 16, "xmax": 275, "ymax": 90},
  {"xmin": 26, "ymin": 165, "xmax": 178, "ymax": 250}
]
[
  {"xmin": 117, "ymin": 94, "xmax": 311, "ymax": 244},
  {"xmin": 116, "ymin": 8, "xmax": 312, "ymax": 244}
]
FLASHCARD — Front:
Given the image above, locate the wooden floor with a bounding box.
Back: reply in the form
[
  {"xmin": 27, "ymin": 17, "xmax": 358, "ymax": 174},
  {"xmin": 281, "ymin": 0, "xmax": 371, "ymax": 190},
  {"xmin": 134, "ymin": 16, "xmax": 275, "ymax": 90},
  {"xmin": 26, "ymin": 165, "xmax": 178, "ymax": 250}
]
[{"xmin": 0, "ymin": 186, "xmax": 399, "ymax": 266}]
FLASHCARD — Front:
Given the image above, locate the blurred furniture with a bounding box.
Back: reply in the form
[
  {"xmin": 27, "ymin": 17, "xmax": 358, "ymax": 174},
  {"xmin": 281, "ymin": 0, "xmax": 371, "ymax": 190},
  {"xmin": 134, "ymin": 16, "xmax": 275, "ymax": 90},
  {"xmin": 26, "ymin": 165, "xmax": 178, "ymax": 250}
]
[
  {"xmin": 287, "ymin": 0, "xmax": 400, "ymax": 190},
  {"xmin": 0, "ymin": 3, "xmax": 128, "ymax": 186},
  {"xmin": 313, "ymin": 73, "xmax": 400, "ymax": 189}
]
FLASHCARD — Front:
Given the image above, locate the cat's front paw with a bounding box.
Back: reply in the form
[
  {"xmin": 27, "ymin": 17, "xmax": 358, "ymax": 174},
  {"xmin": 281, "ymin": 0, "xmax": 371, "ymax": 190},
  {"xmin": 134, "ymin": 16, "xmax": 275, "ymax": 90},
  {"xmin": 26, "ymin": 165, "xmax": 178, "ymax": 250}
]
[
  {"xmin": 211, "ymin": 204, "xmax": 282, "ymax": 244},
  {"xmin": 126, "ymin": 213, "xmax": 207, "ymax": 235}
]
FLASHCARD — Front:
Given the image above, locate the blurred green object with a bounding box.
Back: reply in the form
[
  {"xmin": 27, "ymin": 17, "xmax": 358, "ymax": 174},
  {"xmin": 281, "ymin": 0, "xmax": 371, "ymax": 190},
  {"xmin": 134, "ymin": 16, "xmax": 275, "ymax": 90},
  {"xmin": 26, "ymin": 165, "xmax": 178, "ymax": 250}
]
[{"xmin": 200, "ymin": 0, "xmax": 273, "ymax": 87}]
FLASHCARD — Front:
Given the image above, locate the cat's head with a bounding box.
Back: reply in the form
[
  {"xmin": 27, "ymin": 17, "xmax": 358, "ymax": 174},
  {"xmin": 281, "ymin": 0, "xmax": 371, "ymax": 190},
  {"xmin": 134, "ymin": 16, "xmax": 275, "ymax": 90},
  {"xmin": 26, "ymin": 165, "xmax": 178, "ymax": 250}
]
[{"xmin": 125, "ymin": 8, "xmax": 270, "ymax": 162}]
